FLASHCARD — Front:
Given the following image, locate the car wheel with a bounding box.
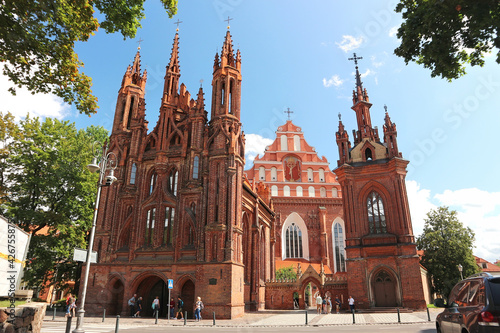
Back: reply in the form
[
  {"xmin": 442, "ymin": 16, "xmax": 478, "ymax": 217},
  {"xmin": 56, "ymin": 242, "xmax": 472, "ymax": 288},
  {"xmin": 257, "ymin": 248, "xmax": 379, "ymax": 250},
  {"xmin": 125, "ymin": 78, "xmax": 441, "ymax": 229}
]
[{"xmin": 436, "ymin": 323, "xmax": 442, "ymax": 333}]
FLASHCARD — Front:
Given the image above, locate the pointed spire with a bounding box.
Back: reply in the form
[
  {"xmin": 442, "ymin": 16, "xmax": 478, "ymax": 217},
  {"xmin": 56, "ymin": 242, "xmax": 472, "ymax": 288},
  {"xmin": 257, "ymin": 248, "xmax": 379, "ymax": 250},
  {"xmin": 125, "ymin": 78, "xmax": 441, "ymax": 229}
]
[
  {"xmin": 221, "ymin": 30, "xmax": 235, "ymax": 67},
  {"xmin": 214, "ymin": 52, "xmax": 220, "ymax": 71},
  {"xmin": 167, "ymin": 33, "xmax": 180, "ymax": 74},
  {"xmin": 196, "ymin": 82, "xmax": 205, "ymax": 112}
]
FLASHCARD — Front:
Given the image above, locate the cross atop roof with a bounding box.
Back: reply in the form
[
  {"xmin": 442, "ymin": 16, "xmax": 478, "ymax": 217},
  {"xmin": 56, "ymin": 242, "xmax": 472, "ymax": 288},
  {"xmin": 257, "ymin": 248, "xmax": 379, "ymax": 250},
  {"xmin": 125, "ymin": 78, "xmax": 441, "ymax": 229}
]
[
  {"xmin": 137, "ymin": 38, "xmax": 144, "ymax": 50},
  {"xmin": 225, "ymin": 16, "xmax": 233, "ymax": 29},
  {"xmin": 348, "ymin": 53, "xmax": 363, "ymax": 66},
  {"xmin": 284, "ymin": 107, "xmax": 294, "ymax": 120},
  {"xmin": 174, "ymin": 19, "xmax": 183, "ymax": 31}
]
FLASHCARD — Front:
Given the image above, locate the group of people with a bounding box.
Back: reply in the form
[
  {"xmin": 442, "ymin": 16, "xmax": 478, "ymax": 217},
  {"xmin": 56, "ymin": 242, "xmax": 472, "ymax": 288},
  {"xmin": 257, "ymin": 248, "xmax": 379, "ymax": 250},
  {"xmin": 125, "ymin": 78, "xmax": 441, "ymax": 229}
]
[
  {"xmin": 128, "ymin": 294, "xmax": 204, "ymax": 321},
  {"xmin": 315, "ymin": 294, "xmax": 355, "ymax": 314},
  {"xmin": 64, "ymin": 293, "xmax": 77, "ymax": 318}
]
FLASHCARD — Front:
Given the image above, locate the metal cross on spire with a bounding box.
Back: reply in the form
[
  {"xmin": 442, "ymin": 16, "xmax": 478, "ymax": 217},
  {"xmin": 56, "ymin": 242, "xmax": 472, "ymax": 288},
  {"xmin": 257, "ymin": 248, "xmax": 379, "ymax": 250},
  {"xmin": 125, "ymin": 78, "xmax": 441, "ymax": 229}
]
[
  {"xmin": 284, "ymin": 107, "xmax": 294, "ymax": 120},
  {"xmin": 348, "ymin": 53, "xmax": 363, "ymax": 66},
  {"xmin": 384, "ymin": 104, "xmax": 388, "ymax": 112},
  {"xmin": 225, "ymin": 16, "xmax": 233, "ymax": 29},
  {"xmin": 348, "ymin": 53, "xmax": 363, "ymax": 88},
  {"xmin": 200, "ymin": 79, "xmax": 204, "ymax": 88},
  {"xmin": 174, "ymin": 19, "xmax": 183, "ymax": 31},
  {"xmin": 137, "ymin": 38, "xmax": 144, "ymax": 50}
]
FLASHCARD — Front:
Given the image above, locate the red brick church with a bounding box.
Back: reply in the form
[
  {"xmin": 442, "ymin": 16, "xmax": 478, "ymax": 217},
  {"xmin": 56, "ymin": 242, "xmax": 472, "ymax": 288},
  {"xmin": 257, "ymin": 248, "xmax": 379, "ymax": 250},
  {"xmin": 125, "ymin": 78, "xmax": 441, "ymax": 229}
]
[{"xmin": 81, "ymin": 29, "xmax": 426, "ymax": 319}]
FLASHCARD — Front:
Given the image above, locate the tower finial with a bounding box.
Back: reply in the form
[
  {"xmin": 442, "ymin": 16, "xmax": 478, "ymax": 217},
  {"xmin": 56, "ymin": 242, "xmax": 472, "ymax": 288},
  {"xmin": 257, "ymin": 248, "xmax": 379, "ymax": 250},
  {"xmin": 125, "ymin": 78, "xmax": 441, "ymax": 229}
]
[
  {"xmin": 348, "ymin": 53, "xmax": 363, "ymax": 89},
  {"xmin": 284, "ymin": 107, "xmax": 294, "ymax": 120},
  {"xmin": 137, "ymin": 37, "xmax": 144, "ymax": 50},
  {"xmin": 200, "ymin": 79, "xmax": 204, "ymax": 88},
  {"xmin": 338, "ymin": 112, "xmax": 342, "ymax": 121},
  {"xmin": 384, "ymin": 104, "xmax": 388, "ymax": 113},
  {"xmin": 174, "ymin": 19, "xmax": 183, "ymax": 32},
  {"xmin": 225, "ymin": 16, "xmax": 233, "ymax": 29}
]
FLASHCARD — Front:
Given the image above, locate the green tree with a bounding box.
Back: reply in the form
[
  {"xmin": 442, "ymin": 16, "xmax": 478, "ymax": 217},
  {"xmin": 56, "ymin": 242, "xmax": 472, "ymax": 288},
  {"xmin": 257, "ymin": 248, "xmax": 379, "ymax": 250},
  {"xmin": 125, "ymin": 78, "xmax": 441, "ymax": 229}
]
[
  {"xmin": 1, "ymin": 115, "xmax": 108, "ymax": 292},
  {"xmin": 0, "ymin": 0, "xmax": 177, "ymax": 116},
  {"xmin": 276, "ymin": 266, "xmax": 297, "ymax": 280},
  {"xmin": 395, "ymin": 1, "xmax": 500, "ymax": 80},
  {"xmin": 0, "ymin": 111, "xmax": 21, "ymax": 204},
  {"xmin": 417, "ymin": 206, "xmax": 479, "ymax": 299}
]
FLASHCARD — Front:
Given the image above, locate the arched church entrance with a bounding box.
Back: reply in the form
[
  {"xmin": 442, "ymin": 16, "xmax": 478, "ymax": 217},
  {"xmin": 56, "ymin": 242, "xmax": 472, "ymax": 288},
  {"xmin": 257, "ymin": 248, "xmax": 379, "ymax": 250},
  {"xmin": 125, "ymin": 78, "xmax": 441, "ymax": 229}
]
[
  {"xmin": 180, "ymin": 279, "xmax": 195, "ymax": 319},
  {"xmin": 301, "ymin": 280, "xmax": 321, "ymax": 309},
  {"xmin": 107, "ymin": 278, "xmax": 124, "ymax": 315},
  {"xmin": 135, "ymin": 276, "xmax": 168, "ymax": 317},
  {"xmin": 373, "ymin": 270, "xmax": 397, "ymax": 307}
]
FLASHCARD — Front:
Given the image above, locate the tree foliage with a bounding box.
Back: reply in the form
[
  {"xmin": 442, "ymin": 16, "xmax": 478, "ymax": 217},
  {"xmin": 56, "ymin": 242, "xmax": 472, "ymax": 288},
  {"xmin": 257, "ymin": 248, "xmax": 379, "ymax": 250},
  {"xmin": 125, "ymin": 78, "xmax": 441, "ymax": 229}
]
[
  {"xmin": 0, "ymin": 113, "xmax": 108, "ymax": 291},
  {"xmin": 417, "ymin": 206, "xmax": 479, "ymax": 299},
  {"xmin": 0, "ymin": 0, "xmax": 177, "ymax": 116},
  {"xmin": 395, "ymin": 1, "xmax": 500, "ymax": 80},
  {"xmin": 276, "ymin": 266, "xmax": 297, "ymax": 280}
]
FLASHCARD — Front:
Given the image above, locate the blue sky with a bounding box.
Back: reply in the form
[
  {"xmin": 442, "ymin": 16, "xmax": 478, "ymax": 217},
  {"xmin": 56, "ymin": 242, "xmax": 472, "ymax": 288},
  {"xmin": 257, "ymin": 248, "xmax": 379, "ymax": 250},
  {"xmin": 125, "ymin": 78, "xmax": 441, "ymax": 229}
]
[{"xmin": 2, "ymin": 0, "xmax": 500, "ymax": 262}]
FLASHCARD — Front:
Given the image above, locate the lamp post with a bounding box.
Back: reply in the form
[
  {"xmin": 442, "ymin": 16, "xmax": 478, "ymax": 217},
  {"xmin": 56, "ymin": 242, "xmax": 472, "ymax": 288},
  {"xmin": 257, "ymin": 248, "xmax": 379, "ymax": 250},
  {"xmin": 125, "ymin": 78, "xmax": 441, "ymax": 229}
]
[
  {"xmin": 73, "ymin": 141, "xmax": 117, "ymax": 333},
  {"xmin": 458, "ymin": 264, "xmax": 464, "ymax": 281}
]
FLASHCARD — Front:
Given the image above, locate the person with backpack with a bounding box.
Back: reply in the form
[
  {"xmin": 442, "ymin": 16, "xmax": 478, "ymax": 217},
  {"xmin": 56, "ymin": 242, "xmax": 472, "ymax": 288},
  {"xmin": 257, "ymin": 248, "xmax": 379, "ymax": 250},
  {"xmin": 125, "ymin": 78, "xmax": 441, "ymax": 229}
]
[
  {"xmin": 175, "ymin": 296, "xmax": 184, "ymax": 320},
  {"xmin": 152, "ymin": 296, "xmax": 160, "ymax": 318},
  {"xmin": 194, "ymin": 296, "xmax": 204, "ymax": 321}
]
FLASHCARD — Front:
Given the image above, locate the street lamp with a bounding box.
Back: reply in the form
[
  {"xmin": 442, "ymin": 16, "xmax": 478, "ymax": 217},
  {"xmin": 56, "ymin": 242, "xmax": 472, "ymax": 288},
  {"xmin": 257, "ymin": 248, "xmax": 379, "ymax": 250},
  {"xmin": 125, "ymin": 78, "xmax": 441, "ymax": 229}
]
[
  {"xmin": 73, "ymin": 141, "xmax": 117, "ymax": 333},
  {"xmin": 458, "ymin": 264, "xmax": 464, "ymax": 281}
]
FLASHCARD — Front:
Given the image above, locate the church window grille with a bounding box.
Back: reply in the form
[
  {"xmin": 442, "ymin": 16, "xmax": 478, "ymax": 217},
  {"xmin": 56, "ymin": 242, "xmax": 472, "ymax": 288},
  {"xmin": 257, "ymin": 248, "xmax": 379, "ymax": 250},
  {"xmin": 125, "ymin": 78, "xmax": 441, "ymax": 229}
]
[
  {"xmin": 296, "ymin": 186, "xmax": 303, "ymax": 197},
  {"xmin": 333, "ymin": 223, "xmax": 346, "ymax": 272},
  {"xmin": 319, "ymin": 168, "xmax": 325, "ymax": 182},
  {"xmin": 308, "ymin": 186, "xmax": 315, "ymax": 197},
  {"xmin": 294, "ymin": 135, "xmax": 300, "ymax": 151},
  {"xmin": 367, "ymin": 192, "xmax": 386, "ymax": 233},
  {"xmin": 284, "ymin": 186, "xmax": 290, "ymax": 197},
  {"xmin": 130, "ymin": 163, "xmax": 137, "ymax": 185},
  {"xmin": 168, "ymin": 170, "xmax": 178, "ymax": 196},
  {"xmin": 271, "ymin": 167, "xmax": 277, "ymax": 181},
  {"xmin": 271, "ymin": 185, "xmax": 278, "ymax": 196},
  {"xmin": 320, "ymin": 187, "xmax": 326, "ymax": 197},
  {"xmin": 193, "ymin": 156, "xmax": 199, "ymax": 179},
  {"xmin": 281, "ymin": 135, "xmax": 288, "ymax": 151},
  {"xmin": 149, "ymin": 173, "xmax": 156, "ymax": 195},
  {"xmin": 163, "ymin": 206, "xmax": 175, "ymax": 245},
  {"xmin": 145, "ymin": 208, "xmax": 156, "ymax": 245},
  {"xmin": 285, "ymin": 223, "xmax": 303, "ymax": 259},
  {"xmin": 259, "ymin": 166, "xmax": 265, "ymax": 180}
]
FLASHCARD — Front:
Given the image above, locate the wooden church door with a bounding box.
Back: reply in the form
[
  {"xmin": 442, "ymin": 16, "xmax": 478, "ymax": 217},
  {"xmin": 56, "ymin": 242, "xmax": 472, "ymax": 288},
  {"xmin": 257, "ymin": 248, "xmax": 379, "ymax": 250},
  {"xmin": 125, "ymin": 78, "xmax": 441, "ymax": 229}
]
[{"xmin": 373, "ymin": 270, "xmax": 397, "ymax": 307}]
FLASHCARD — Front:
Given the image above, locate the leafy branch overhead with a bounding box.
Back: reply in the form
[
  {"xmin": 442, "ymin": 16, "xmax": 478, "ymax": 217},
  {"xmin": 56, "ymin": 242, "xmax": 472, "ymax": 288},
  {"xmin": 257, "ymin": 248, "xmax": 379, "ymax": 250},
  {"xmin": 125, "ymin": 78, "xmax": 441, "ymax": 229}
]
[
  {"xmin": 395, "ymin": 1, "xmax": 500, "ymax": 80},
  {"xmin": 0, "ymin": 0, "xmax": 177, "ymax": 116}
]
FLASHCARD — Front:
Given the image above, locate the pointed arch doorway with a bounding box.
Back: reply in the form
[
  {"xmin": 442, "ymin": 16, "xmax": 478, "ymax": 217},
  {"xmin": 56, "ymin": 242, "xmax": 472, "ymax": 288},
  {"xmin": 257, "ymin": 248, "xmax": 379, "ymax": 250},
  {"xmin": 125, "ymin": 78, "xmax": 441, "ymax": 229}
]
[
  {"xmin": 373, "ymin": 270, "xmax": 397, "ymax": 307},
  {"xmin": 181, "ymin": 280, "xmax": 195, "ymax": 319}
]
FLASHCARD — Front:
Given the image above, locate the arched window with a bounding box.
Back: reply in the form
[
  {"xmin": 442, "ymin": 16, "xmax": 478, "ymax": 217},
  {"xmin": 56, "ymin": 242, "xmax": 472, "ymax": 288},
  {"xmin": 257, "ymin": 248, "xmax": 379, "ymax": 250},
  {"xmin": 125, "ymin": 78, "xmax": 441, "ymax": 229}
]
[
  {"xmin": 367, "ymin": 192, "xmax": 386, "ymax": 233},
  {"xmin": 333, "ymin": 221, "xmax": 346, "ymax": 272},
  {"xmin": 285, "ymin": 223, "xmax": 303, "ymax": 258},
  {"xmin": 320, "ymin": 187, "xmax": 326, "ymax": 197},
  {"xmin": 296, "ymin": 186, "xmax": 303, "ymax": 197},
  {"xmin": 284, "ymin": 186, "xmax": 290, "ymax": 197},
  {"xmin": 365, "ymin": 148, "xmax": 373, "ymax": 161},
  {"xmin": 307, "ymin": 168, "xmax": 314, "ymax": 182},
  {"xmin": 187, "ymin": 223, "xmax": 194, "ymax": 245},
  {"xmin": 259, "ymin": 166, "xmax": 265, "ymax": 180},
  {"xmin": 193, "ymin": 156, "xmax": 199, "ymax": 179},
  {"xmin": 168, "ymin": 169, "xmax": 178, "ymax": 196},
  {"xmin": 332, "ymin": 188, "xmax": 338, "ymax": 197},
  {"xmin": 319, "ymin": 168, "xmax": 325, "ymax": 182},
  {"xmin": 281, "ymin": 135, "xmax": 288, "ymax": 151},
  {"xmin": 163, "ymin": 206, "xmax": 175, "ymax": 245},
  {"xmin": 130, "ymin": 163, "xmax": 137, "ymax": 185},
  {"xmin": 308, "ymin": 186, "xmax": 315, "ymax": 197},
  {"xmin": 294, "ymin": 135, "xmax": 300, "ymax": 151},
  {"xmin": 271, "ymin": 185, "xmax": 278, "ymax": 196},
  {"xmin": 271, "ymin": 167, "xmax": 277, "ymax": 181},
  {"xmin": 145, "ymin": 208, "xmax": 156, "ymax": 245},
  {"xmin": 149, "ymin": 173, "xmax": 156, "ymax": 195}
]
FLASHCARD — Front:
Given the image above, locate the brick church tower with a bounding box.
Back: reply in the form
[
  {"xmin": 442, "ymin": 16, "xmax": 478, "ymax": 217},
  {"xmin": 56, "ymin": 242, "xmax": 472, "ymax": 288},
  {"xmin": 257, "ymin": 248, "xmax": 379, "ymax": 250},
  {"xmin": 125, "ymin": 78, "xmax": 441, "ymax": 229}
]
[
  {"xmin": 334, "ymin": 55, "xmax": 426, "ymax": 309},
  {"xmin": 82, "ymin": 29, "xmax": 274, "ymax": 319}
]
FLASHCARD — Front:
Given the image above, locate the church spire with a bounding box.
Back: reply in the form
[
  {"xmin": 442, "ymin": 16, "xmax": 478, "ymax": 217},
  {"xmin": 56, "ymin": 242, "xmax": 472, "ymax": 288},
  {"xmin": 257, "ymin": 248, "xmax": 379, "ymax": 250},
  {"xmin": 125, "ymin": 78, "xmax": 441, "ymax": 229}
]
[
  {"xmin": 163, "ymin": 32, "xmax": 181, "ymax": 102},
  {"xmin": 383, "ymin": 105, "xmax": 401, "ymax": 158}
]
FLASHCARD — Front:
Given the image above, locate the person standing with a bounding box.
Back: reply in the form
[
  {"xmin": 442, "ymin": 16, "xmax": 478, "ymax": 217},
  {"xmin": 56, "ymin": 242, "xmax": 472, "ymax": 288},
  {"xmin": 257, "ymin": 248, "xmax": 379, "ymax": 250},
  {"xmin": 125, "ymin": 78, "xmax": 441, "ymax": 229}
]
[
  {"xmin": 152, "ymin": 296, "xmax": 160, "ymax": 317},
  {"xmin": 69, "ymin": 295, "xmax": 77, "ymax": 317},
  {"xmin": 326, "ymin": 296, "xmax": 332, "ymax": 314},
  {"xmin": 176, "ymin": 296, "xmax": 184, "ymax": 320},
  {"xmin": 315, "ymin": 294, "xmax": 322, "ymax": 314},
  {"xmin": 169, "ymin": 297, "xmax": 175, "ymax": 319},
  {"xmin": 128, "ymin": 294, "xmax": 136, "ymax": 317},
  {"xmin": 194, "ymin": 296, "xmax": 204, "ymax": 321},
  {"xmin": 134, "ymin": 296, "xmax": 142, "ymax": 317},
  {"xmin": 348, "ymin": 295, "xmax": 355, "ymax": 312},
  {"xmin": 335, "ymin": 295, "xmax": 342, "ymax": 314},
  {"xmin": 64, "ymin": 293, "xmax": 72, "ymax": 318}
]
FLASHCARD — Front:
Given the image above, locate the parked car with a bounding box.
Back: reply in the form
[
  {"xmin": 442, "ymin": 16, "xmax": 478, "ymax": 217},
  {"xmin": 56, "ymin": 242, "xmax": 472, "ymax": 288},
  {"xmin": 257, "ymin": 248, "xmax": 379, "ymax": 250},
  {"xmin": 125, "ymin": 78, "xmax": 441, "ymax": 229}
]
[{"xmin": 435, "ymin": 272, "xmax": 500, "ymax": 333}]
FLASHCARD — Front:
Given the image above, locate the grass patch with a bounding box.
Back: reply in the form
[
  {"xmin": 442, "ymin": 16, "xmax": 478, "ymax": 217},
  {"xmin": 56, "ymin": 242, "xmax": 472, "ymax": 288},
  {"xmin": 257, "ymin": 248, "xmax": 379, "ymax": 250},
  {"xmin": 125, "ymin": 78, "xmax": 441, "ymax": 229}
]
[
  {"xmin": 427, "ymin": 303, "xmax": 437, "ymax": 308},
  {"xmin": 0, "ymin": 300, "xmax": 27, "ymax": 307}
]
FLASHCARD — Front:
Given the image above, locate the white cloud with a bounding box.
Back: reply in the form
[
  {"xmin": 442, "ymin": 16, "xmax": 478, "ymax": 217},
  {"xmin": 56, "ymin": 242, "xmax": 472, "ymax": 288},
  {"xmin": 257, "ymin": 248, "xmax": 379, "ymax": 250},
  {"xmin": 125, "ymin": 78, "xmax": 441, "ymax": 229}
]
[
  {"xmin": 322, "ymin": 75, "xmax": 344, "ymax": 88},
  {"xmin": 360, "ymin": 69, "xmax": 374, "ymax": 78},
  {"xmin": 244, "ymin": 133, "xmax": 273, "ymax": 167},
  {"xmin": 388, "ymin": 26, "xmax": 399, "ymax": 38},
  {"xmin": 0, "ymin": 72, "xmax": 70, "ymax": 121},
  {"xmin": 407, "ymin": 180, "xmax": 500, "ymax": 263},
  {"xmin": 336, "ymin": 35, "xmax": 364, "ymax": 53},
  {"xmin": 370, "ymin": 55, "xmax": 384, "ymax": 68}
]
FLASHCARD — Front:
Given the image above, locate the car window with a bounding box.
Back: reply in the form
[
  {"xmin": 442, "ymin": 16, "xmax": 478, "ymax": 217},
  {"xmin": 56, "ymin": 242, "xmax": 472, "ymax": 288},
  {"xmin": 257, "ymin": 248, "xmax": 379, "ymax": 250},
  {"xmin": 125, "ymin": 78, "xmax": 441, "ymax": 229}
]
[
  {"xmin": 467, "ymin": 281, "xmax": 481, "ymax": 306},
  {"xmin": 449, "ymin": 282, "xmax": 467, "ymax": 306},
  {"xmin": 455, "ymin": 282, "xmax": 469, "ymax": 307},
  {"xmin": 488, "ymin": 278, "xmax": 500, "ymax": 306}
]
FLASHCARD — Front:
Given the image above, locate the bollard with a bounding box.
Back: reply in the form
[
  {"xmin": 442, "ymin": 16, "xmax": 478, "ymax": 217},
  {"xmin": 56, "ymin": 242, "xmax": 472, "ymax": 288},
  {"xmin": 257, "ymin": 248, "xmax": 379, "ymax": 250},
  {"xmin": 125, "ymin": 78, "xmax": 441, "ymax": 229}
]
[
  {"xmin": 397, "ymin": 307, "xmax": 401, "ymax": 323},
  {"xmin": 155, "ymin": 309, "xmax": 158, "ymax": 324},
  {"xmin": 52, "ymin": 307, "xmax": 56, "ymax": 320},
  {"xmin": 305, "ymin": 310, "xmax": 308, "ymax": 325},
  {"xmin": 65, "ymin": 315, "xmax": 72, "ymax": 333},
  {"xmin": 115, "ymin": 315, "xmax": 120, "ymax": 333},
  {"xmin": 103, "ymin": 308, "xmax": 106, "ymax": 322},
  {"xmin": 213, "ymin": 311, "xmax": 216, "ymax": 326},
  {"xmin": 427, "ymin": 307, "xmax": 431, "ymax": 321},
  {"xmin": 184, "ymin": 311, "xmax": 187, "ymax": 325},
  {"xmin": 352, "ymin": 309, "xmax": 355, "ymax": 324}
]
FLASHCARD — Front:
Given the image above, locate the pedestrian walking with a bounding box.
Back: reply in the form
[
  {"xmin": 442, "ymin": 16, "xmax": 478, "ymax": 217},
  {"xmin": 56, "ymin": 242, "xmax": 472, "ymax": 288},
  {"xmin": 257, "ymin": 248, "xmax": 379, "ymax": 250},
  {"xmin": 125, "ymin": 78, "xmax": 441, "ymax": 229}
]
[
  {"xmin": 128, "ymin": 294, "xmax": 136, "ymax": 317},
  {"xmin": 134, "ymin": 296, "xmax": 142, "ymax": 317},
  {"xmin": 152, "ymin": 296, "xmax": 160, "ymax": 317},
  {"xmin": 175, "ymin": 296, "xmax": 184, "ymax": 320},
  {"xmin": 194, "ymin": 296, "xmax": 204, "ymax": 321},
  {"xmin": 335, "ymin": 295, "xmax": 342, "ymax": 314},
  {"xmin": 315, "ymin": 294, "xmax": 322, "ymax": 314},
  {"xmin": 327, "ymin": 296, "xmax": 332, "ymax": 314},
  {"xmin": 69, "ymin": 295, "xmax": 77, "ymax": 317},
  {"xmin": 64, "ymin": 293, "xmax": 72, "ymax": 318},
  {"xmin": 322, "ymin": 297, "xmax": 327, "ymax": 314},
  {"xmin": 169, "ymin": 297, "xmax": 175, "ymax": 319},
  {"xmin": 348, "ymin": 295, "xmax": 355, "ymax": 312}
]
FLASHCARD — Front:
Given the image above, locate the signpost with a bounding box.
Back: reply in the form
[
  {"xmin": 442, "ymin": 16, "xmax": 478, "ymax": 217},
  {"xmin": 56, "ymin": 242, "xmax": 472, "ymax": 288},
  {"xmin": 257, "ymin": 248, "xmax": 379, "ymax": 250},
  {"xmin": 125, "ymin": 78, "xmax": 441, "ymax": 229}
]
[
  {"xmin": 167, "ymin": 279, "xmax": 173, "ymax": 320},
  {"xmin": 73, "ymin": 248, "xmax": 97, "ymax": 264}
]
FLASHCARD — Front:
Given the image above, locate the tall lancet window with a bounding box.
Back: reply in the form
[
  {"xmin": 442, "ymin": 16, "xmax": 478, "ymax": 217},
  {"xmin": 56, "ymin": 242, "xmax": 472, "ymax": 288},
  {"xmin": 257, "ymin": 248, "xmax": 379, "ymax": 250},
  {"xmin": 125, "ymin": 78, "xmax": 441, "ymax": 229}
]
[
  {"xmin": 145, "ymin": 208, "xmax": 156, "ymax": 245},
  {"xmin": 367, "ymin": 191, "xmax": 386, "ymax": 234},
  {"xmin": 193, "ymin": 156, "xmax": 199, "ymax": 179},
  {"xmin": 168, "ymin": 169, "xmax": 178, "ymax": 196},
  {"xmin": 163, "ymin": 206, "xmax": 175, "ymax": 245},
  {"xmin": 285, "ymin": 223, "xmax": 303, "ymax": 259},
  {"xmin": 130, "ymin": 163, "xmax": 137, "ymax": 185},
  {"xmin": 333, "ymin": 222, "xmax": 346, "ymax": 272}
]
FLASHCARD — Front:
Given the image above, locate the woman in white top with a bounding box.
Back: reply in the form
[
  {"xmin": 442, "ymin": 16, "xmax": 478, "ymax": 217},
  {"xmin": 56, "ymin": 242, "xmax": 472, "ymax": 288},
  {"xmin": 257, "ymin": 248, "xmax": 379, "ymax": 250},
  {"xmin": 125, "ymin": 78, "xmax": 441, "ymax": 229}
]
[{"xmin": 194, "ymin": 296, "xmax": 204, "ymax": 321}]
